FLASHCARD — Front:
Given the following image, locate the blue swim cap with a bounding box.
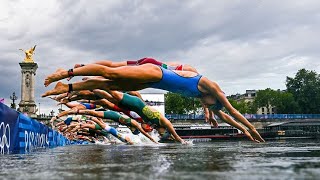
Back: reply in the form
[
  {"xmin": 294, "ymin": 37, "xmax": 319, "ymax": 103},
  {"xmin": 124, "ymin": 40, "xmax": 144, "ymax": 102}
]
[{"xmin": 64, "ymin": 117, "xmax": 72, "ymax": 125}]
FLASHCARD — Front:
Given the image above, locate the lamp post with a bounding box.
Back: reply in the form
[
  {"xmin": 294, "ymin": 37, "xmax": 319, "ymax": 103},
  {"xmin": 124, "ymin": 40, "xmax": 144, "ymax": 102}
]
[
  {"xmin": 58, "ymin": 103, "xmax": 63, "ymax": 113},
  {"xmin": 10, "ymin": 92, "xmax": 18, "ymax": 109},
  {"xmin": 50, "ymin": 110, "xmax": 55, "ymax": 117},
  {"xmin": 38, "ymin": 103, "xmax": 40, "ymax": 115}
]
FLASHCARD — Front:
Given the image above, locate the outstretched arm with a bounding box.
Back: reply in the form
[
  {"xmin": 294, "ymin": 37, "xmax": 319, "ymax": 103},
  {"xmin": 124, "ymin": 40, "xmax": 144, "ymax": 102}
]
[
  {"xmin": 214, "ymin": 110, "xmax": 258, "ymax": 142},
  {"xmin": 203, "ymin": 79, "xmax": 265, "ymax": 142},
  {"xmin": 131, "ymin": 120, "xmax": 158, "ymax": 143},
  {"xmin": 201, "ymin": 100, "xmax": 210, "ymax": 122},
  {"xmin": 159, "ymin": 116, "xmax": 186, "ymax": 144},
  {"xmin": 200, "ymin": 100, "xmax": 218, "ymax": 127}
]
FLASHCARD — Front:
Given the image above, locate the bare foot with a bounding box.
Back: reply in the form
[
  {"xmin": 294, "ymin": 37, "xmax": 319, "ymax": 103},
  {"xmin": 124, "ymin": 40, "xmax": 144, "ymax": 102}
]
[
  {"xmin": 57, "ymin": 98, "xmax": 68, "ymax": 105},
  {"xmin": 249, "ymin": 129, "xmax": 265, "ymax": 142},
  {"xmin": 74, "ymin": 64, "xmax": 82, "ymax": 69},
  {"xmin": 42, "ymin": 82, "xmax": 68, "ymax": 97},
  {"xmin": 48, "ymin": 96, "xmax": 58, "ymax": 101},
  {"xmin": 44, "ymin": 68, "xmax": 67, "ymax": 87},
  {"xmin": 55, "ymin": 93, "xmax": 68, "ymax": 101},
  {"xmin": 69, "ymin": 108, "xmax": 79, "ymax": 115}
]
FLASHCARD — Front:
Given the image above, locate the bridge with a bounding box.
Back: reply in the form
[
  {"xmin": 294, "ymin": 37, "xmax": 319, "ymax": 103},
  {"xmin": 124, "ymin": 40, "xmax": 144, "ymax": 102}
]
[
  {"xmin": 166, "ymin": 114, "xmax": 320, "ymax": 120},
  {"xmin": 166, "ymin": 114, "xmax": 320, "ymax": 129}
]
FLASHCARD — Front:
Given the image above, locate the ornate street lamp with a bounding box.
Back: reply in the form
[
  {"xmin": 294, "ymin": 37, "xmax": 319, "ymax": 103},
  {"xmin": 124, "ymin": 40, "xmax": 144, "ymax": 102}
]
[{"xmin": 10, "ymin": 92, "xmax": 18, "ymax": 109}]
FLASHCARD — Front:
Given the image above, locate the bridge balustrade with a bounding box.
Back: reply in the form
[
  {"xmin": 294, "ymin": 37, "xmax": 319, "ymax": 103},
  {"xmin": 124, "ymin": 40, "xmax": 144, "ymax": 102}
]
[{"xmin": 165, "ymin": 114, "xmax": 320, "ymax": 120}]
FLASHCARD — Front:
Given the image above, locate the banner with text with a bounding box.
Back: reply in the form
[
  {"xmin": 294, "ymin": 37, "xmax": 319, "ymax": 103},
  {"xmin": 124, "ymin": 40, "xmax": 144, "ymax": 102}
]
[{"xmin": 0, "ymin": 103, "xmax": 74, "ymax": 154}]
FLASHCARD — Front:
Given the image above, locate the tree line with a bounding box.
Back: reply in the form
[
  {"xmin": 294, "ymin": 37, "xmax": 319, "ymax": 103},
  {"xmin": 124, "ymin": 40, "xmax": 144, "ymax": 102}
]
[{"xmin": 165, "ymin": 69, "xmax": 320, "ymax": 114}]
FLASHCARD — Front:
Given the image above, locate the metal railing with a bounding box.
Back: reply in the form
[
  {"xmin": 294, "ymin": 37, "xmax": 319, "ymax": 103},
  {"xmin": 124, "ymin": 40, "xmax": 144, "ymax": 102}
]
[{"xmin": 165, "ymin": 114, "xmax": 320, "ymax": 120}]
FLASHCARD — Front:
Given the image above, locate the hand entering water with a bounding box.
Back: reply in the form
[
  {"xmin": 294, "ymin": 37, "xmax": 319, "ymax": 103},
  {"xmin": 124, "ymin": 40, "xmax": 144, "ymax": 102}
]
[{"xmin": 182, "ymin": 140, "xmax": 194, "ymax": 145}]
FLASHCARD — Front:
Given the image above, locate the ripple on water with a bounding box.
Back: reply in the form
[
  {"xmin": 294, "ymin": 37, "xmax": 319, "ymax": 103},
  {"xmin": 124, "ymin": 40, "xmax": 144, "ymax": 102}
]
[{"xmin": 1, "ymin": 139, "xmax": 320, "ymax": 179}]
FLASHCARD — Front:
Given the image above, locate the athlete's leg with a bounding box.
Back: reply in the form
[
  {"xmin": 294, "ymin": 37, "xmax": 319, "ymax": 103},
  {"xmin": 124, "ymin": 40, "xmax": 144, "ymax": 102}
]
[
  {"xmin": 106, "ymin": 90, "xmax": 124, "ymax": 102},
  {"xmin": 98, "ymin": 99, "xmax": 118, "ymax": 109},
  {"xmin": 126, "ymin": 91, "xmax": 143, "ymax": 100},
  {"xmin": 44, "ymin": 63, "xmax": 162, "ymax": 86},
  {"xmin": 128, "ymin": 57, "xmax": 164, "ymax": 66},
  {"xmin": 80, "ymin": 123, "xmax": 96, "ymax": 129},
  {"xmin": 92, "ymin": 89, "xmax": 118, "ymax": 103},
  {"xmin": 76, "ymin": 110, "xmax": 105, "ymax": 119},
  {"xmin": 48, "ymin": 93, "xmax": 70, "ymax": 102},
  {"xmin": 69, "ymin": 61, "xmax": 128, "ymax": 80},
  {"xmin": 93, "ymin": 93, "xmax": 145, "ymax": 124},
  {"xmin": 181, "ymin": 64, "xmax": 198, "ymax": 73},
  {"xmin": 82, "ymin": 99, "xmax": 115, "ymax": 110},
  {"xmin": 93, "ymin": 60, "xmax": 127, "ymax": 67},
  {"xmin": 56, "ymin": 103, "xmax": 87, "ymax": 118},
  {"xmin": 103, "ymin": 124, "xmax": 133, "ymax": 144},
  {"xmin": 128, "ymin": 58, "xmax": 199, "ymax": 74},
  {"xmin": 74, "ymin": 60, "xmax": 127, "ymax": 69},
  {"xmin": 55, "ymin": 121, "xmax": 65, "ymax": 127},
  {"xmin": 67, "ymin": 90, "xmax": 102, "ymax": 102},
  {"xmin": 61, "ymin": 102, "xmax": 79, "ymax": 109},
  {"xmin": 72, "ymin": 57, "xmax": 171, "ymax": 76},
  {"xmin": 42, "ymin": 79, "xmax": 110, "ymax": 97},
  {"xmin": 43, "ymin": 76, "xmax": 151, "ymax": 97}
]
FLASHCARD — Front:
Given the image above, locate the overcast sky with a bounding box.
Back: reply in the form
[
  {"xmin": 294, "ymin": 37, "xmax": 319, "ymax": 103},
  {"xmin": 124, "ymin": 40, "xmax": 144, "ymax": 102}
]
[{"xmin": 1, "ymin": 0, "xmax": 320, "ymax": 114}]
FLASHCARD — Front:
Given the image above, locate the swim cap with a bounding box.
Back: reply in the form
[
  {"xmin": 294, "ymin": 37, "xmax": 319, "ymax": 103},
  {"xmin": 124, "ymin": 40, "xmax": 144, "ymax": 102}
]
[
  {"xmin": 142, "ymin": 123, "xmax": 153, "ymax": 132},
  {"xmin": 130, "ymin": 127, "xmax": 140, "ymax": 135}
]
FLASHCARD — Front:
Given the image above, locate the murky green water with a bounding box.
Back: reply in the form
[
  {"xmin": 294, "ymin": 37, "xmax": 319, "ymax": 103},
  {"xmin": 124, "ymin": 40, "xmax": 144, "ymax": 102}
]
[{"xmin": 1, "ymin": 139, "xmax": 320, "ymax": 180}]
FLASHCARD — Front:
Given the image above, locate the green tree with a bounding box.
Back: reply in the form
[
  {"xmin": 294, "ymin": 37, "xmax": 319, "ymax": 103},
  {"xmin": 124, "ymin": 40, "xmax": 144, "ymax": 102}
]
[
  {"xmin": 286, "ymin": 69, "xmax": 320, "ymax": 113},
  {"xmin": 164, "ymin": 92, "xmax": 202, "ymax": 114},
  {"xmin": 247, "ymin": 101, "xmax": 258, "ymax": 114},
  {"xmin": 254, "ymin": 88, "xmax": 276, "ymax": 113},
  {"xmin": 273, "ymin": 91, "xmax": 299, "ymax": 114},
  {"xmin": 183, "ymin": 96, "xmax": 202, "ymax": 114},
  {"xmin": 164, "ymin": 92, "xmax": 186, "ymax": 114},
  {"xmin": 228, "ymin": 99, "xmax": 257, "ymax": 114}
]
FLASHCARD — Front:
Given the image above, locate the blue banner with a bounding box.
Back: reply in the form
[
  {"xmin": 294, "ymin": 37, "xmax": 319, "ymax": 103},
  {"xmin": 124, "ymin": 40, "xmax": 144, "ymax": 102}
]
[{"xmin": 0, "ymin": 103, "xmax": 78, "ymax": 154}]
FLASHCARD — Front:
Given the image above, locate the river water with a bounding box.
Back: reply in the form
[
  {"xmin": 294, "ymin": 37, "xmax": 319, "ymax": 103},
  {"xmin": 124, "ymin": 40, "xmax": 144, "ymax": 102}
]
[{"xmin": 1, "ymin": 139, "xmax": 320, "ymax": 180}]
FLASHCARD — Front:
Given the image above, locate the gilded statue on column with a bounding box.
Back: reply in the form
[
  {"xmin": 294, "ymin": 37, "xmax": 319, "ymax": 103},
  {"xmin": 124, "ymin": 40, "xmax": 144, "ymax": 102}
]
[{"xmin": 19, "ymin": 45, "xmax": 36, "ymax": 63}]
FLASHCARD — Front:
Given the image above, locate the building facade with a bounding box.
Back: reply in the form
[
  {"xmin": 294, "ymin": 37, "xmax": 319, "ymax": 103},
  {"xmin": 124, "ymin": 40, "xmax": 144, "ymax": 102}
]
[{"xmin": 229, "ymin": 90, "xmax": 275, "ymax": 115}]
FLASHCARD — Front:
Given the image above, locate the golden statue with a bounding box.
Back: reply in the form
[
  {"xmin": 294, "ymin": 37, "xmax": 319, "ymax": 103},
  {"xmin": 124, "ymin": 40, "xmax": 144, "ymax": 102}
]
[{"xmin": 19, "ymin": 45, "xmax": 36, "ymax": 63}]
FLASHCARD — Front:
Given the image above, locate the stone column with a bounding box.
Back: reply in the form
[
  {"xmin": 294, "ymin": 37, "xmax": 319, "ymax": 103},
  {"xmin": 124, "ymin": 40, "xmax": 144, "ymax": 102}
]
[{"xmin": 18, "ymin": 62, "xmax": 38, "ymax": 116}]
